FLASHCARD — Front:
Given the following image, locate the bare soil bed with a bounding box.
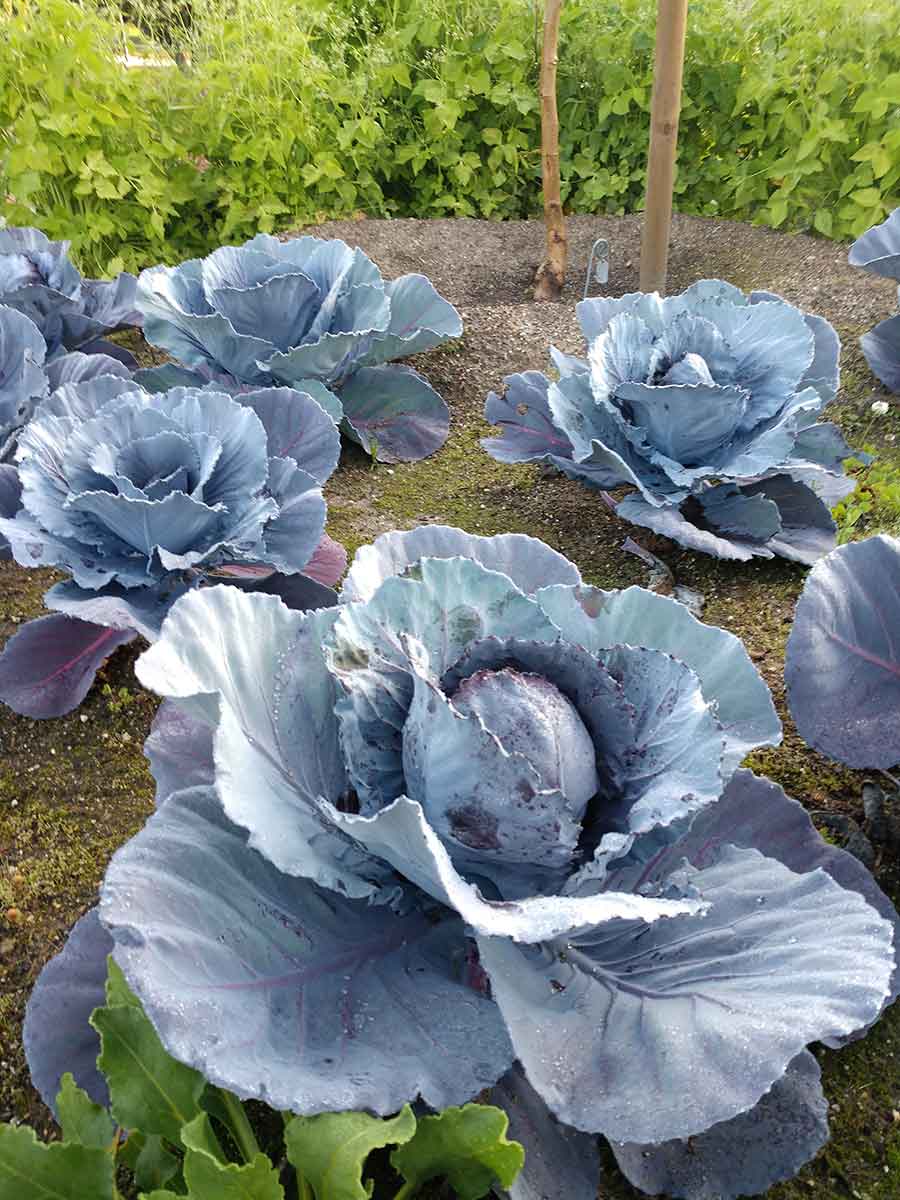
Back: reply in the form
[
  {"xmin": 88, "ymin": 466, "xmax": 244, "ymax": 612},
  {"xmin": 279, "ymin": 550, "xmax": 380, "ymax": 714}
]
[{"xmin": 1, "ymin": 213, "xmax": 898, "ymax": 1198}]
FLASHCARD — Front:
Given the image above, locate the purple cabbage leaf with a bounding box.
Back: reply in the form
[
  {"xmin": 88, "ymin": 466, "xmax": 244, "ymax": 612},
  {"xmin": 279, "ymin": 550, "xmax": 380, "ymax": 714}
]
[
  {"xmin": 0, "ymin": 303, "xmax": 131, "ymax": 464},
  {"xmin": 0, "ymin": 301, "xmax": 131, "ymax": 558},
  {"xmin": 786, "ymin": 533, "xmax": 900, "ymax": 768},
  {"xmin": 849, "ymin": 207, "xmax": 900, "ymax": 393}
]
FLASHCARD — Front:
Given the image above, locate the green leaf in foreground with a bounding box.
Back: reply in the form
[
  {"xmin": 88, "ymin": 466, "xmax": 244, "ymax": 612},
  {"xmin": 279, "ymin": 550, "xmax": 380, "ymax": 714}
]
[
  {"xmin": 390, "ymin": 1104, "xmax": 524, "ymax": 1200},
  {"xmin": 118, "ymin": 1130, "xmax": 148, "ymax": 1173},
  {"xmin": 104, "ymin": 957, "xmax": 141, "ymax": 1008},
  {"xmin": 181, "ymin": 1112, "xmax": 228, "ymax": 1165},
  {"xmin": 91, "ymin": 999, "xmax": 205, "ymax": 1145},
  {"xmin": 55, "ymin": 1073, "xmax": 116, "ymax": 1150},
  {"xmin": 0, "ymin": 1123, "xmax": 114, "ymax": 1200},
  {"xmin": 133, "ymin": 1134, "xmax": 181, "ymax": 1193},
  {"xmin": 284, "ymin": 1105, "xmax": 416, "ymax": 1200},
  {"xmin": 181, "ymin": 1113, "xmax": 284, "ymax": 1199}
]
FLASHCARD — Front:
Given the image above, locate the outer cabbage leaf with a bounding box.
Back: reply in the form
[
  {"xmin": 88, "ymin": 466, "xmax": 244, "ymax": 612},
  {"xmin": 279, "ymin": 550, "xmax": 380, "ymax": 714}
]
[
  {"xmin": 43, "ymin": 578, "xmax": 193, "ymax": 643},
  {"xmin": 137, "ymin": 259, "xmax": 275, "ymax": 385},
  {"xmin": 325, "ymin": 796, "xmax": 702, "ymax": 942},
  {"xmin": 786, "ymin": 534, "xmax": 900, "ymax": 768},
  {"xmin": 0, "ymin": 462, "xmax": 22, "ymax": 559},
  {"xmin": 23, "ymin": 908, "xmax": 111, "ymax": 1111},
  {"xmin": 359, "ymin": 272, "xmax": 463, "ymax": 363},
  {"xmin": 99, "ymin": 785, "xmax": 516, "ymax": 1115},
  {"xmin": 686, "ymin": 769, "xmax": 900, "ymax": 1025},
  {"xmin": 787, "ymin": 421, "xmax": 857, "ymax": 474},
  {"xmin": 611, "ymin": 1051, "xmax": 828, "ymax": 1200},
  {"xmin": 258, "ymin": 459, "xmax": 326, "ymax": 575},
  {"xmin": 0, "ymin": 305, "xmax": 49, "ymax": 460},
  {"xmin": 341, "ymin": 524, "xmax": 580, "ymax": 605},
  {"xmin": 135, "ymin": 587, "xmax": 379, "ymax": 897},
  {"xmin": 133, "ymin": 362, "xmax": 217, "ymax": 392},
  {"xmin": 479, "ymin": 838, "xmax": 892, "ymax": 1144},
  {"xmin": 263, "ymin": 314, "xmax": 389, "ymax": 385},
  {"xmin": 337, "ymin": 365, "xmax": 449, "ymax": 463},
  {"xmin": 209, "ymin": 561, "xmax": 340, "ymax": 610},
  {"xmin": 487, "ymin": 1065, "xmax": 601, "ymax": 1200},
  {"xmin": 43, "ymin": 350, "xmax": 131, "ymax": 392},
  {"xmin": 0, "ymin": 613, "xmax": 135, "ymax": 718},
  {"xmin": 849, "ymin": 208, "xmax": 900, "ymax": 391},
  {"xmin": 848, "ymin": 207, "xmax": 900, "ymax": 279},
  {"xmin": 37, "ymin": 373, "xmax": 139, "ymax": 423},
  {"xmin": 749, "ymin": 291, "xmax": 841, "ymax": 403},
  {"xmin": 617, "ymin": 473, "xmax": 838, "ymax": 566},
  {"xmin": 144, "ymin": 699, "xmax": 215, "ymax": 806},
  {"xmin": 482, "ymin": 371, "xmax": 576, "ymax": 467},
  {"xmin": 605, "ymin": 766, "xmax": 899, "ymax": 1194},
  {"xmin": 861, "ymin": 314, "xmax": 900, "ymax": 393},
  {"xmin": 240, "ymin": 386, "xmax": 341, "ymax": 484},
  {"xmin": 618, "ymin": 493, "xmax": 768, "ymax": 561},
  {"xmin": 302, "ymin": 532, "xmax": 348, "ymax": 587}
]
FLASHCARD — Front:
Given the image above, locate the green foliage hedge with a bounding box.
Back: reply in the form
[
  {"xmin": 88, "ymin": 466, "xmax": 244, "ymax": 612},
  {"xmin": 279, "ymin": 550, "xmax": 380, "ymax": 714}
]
[{"xmin": 2, "ymin": 0, "xmax": 899, "ymax": 274}]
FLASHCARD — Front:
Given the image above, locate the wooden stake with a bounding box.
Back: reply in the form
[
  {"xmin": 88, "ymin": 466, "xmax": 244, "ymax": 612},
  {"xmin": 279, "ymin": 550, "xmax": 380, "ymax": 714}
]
[
  {"xmin": 534, "ymin": 0, "xmax": 567, "ymax": 301},
  {"xmin": 639, "ymin": 0, "xmax": 688, "ymax": 295}
]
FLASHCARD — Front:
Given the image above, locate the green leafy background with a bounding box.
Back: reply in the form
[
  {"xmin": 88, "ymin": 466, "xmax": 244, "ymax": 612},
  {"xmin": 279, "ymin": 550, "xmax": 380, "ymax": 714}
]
[{"xmin": 2, "ymin": 0, "xmax": 898, "ymax": 274}]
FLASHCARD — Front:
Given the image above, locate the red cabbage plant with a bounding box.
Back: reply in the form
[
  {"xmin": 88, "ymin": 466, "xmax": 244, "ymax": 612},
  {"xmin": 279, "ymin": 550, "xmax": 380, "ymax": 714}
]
[{"xmin": 23, "ymin": 526, "xmax": 899, "ymax": 1200}]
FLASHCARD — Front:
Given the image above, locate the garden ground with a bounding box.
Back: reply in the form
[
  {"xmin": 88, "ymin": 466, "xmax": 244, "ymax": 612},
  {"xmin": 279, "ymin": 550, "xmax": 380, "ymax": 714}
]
[{"xmin": 1, "ymin": 213, "xmax": 899, "ymax": 1198}]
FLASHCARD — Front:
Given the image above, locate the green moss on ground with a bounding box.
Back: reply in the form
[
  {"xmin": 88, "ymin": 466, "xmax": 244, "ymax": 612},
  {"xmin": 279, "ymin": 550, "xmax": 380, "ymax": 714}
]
[{"xmin": 0, "ymin": 580, "xmax": 156, "ymax": 1134}]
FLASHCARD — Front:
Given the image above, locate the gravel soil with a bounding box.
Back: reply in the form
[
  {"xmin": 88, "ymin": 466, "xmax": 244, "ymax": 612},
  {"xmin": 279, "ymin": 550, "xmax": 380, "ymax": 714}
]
[{"xmin": 1, "ymin": 213, "xmax": 898, "ymax": 1197}]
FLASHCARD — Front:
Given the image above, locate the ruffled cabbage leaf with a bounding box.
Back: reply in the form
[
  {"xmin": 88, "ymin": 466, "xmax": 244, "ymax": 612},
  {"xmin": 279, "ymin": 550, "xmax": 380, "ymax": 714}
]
[
  {"xmin": 786, "ymin": 533, "xmax": 900, "ymax": 768},
  {"xmin": 849, "ymin": 207, "xmax": 900, "ymax": 392},
  {"xmin": 0, "ymin": 226, "xmax": 140, "ymax": 359}
]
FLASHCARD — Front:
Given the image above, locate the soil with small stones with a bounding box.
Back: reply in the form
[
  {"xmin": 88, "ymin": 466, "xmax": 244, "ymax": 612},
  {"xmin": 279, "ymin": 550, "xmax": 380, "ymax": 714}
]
[
  {"xmin": 309, "ymin": 210, "xmax": 895, "ymax": 318},
  {"xmin": 1, "ymin": 214, "xmax": 899, "ymax": 1198}
]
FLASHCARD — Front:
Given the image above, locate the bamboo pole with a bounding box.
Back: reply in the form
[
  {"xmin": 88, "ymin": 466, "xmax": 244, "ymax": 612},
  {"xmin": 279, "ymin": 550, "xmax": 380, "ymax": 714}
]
[
  {"xmin": 639, "ymin": 0, "xmax": 689, "ymax": 295},
  {"xmin": 534, "ymin": 0, "xmax": 566, "ymax": 301}
]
